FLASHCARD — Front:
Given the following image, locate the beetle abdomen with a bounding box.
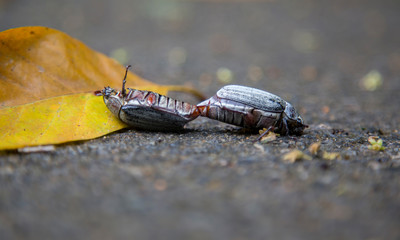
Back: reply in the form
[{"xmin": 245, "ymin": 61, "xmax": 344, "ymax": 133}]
[
  {"xmin": 197, "ymin": 96, "xmax": 280, "ymax": 129},
  {"xmin": 119, "ymin": 89, "xmax": 199, "ymax": 131},
  {"xmin": 200, "ymin": 98, "xmax": 247, "ymax": 127}
]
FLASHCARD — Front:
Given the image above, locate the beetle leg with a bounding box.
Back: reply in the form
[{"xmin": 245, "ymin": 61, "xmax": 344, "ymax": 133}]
[
  {"xmin": 121, "ymin": 65, "xmax": 131, "ymax": 98},
  {"xmin": 281, "ymin": 117, "xmax": 290, "ymax": 135}
]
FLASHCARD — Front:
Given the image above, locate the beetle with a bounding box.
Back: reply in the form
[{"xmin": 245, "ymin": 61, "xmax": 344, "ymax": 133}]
[
  {"xmin": 196, "ymin": 85, "xmax": 307, "ymax": 140},
  {"xmin": 101, "ymin": 65, "xmax": 200, "ymax": 131}
]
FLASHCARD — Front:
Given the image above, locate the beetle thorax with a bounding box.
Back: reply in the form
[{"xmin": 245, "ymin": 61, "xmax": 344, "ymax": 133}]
[{"xmin": 284, "ymin": 102, "xmax": 299, "ymax": 121}]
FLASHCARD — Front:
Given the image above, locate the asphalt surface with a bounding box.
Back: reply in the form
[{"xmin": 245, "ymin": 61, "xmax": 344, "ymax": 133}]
[{"xmin": 1, "ymin": 0, "xmax": 400, "ymax": 239}]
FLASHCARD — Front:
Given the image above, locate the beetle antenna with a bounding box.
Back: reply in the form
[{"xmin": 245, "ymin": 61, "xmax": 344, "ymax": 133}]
[{"xmin": 121, "ymin": 65, "xmax": 131, "ymax": 97}]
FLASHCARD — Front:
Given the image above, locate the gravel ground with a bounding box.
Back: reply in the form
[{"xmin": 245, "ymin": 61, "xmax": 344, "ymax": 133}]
[{"xmin": 1, "ymin": 0, "xmax": 400, "ymax": 239}]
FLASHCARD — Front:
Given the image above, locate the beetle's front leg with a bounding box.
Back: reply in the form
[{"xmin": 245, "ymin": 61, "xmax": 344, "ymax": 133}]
[{"xmin": 277, "ymin": 115, "xmax": 290, "ymax": 136}]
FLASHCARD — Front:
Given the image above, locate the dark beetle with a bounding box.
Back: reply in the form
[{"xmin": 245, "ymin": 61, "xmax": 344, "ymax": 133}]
[
  {"xmin": 197, "ymin": 85, "xmax": 307, "ymax": 138},
  {"xmin": 101, "ymin": 65, "xmax": 199, "ymax": 131}
]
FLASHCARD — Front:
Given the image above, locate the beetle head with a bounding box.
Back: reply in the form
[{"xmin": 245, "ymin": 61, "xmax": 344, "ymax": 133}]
[
  {"xmin": 101, "ymin": 87, "xmax": 123, "ymax": 117},
  {"xmin": 100, "ymin": 66, "xmax": 132, "ymax": 117},
  {"xmin": 284, "ymin": 102, "xmax": 307, "ymax": 135}
]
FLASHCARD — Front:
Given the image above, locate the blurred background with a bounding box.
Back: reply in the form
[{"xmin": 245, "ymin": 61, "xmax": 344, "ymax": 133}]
[
  {"xmin": 1, "ymin": 0, "xmax": 399, "ymax": 96},
  {"xmin": 2, "ymin": 0, "xmax": 400, "ymax": 127}
]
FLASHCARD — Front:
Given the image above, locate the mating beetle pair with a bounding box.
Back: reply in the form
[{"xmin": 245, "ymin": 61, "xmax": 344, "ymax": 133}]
[{"xmin": 101, "ymin": 66, "xmax": 307, "ymax": 139}]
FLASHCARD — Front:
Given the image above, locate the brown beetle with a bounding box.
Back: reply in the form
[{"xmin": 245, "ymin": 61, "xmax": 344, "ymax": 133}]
[
  {"xmin": 101, "ymin": 65, "xmax": 200, "ymax": 131},
  {"xmin": 197, "ymin": 85, "xmax": 307, "ymax": 139}
]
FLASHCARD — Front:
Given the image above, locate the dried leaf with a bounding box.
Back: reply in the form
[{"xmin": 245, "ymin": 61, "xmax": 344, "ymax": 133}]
[
  {"xmin": 260, "ymin": 131, "xmax": 277, "ymax": 143},
  {"xmin": 0, "ymin": 27, "xmax": 204, "ymax": 150},
  {"xmin": 258, "ymin": 128, "xmax": 267, "ymax": 135},
  {"xmin": 282, "ymin": 149, "xmax": 312, "ymax": 163},
  {"xmin": 0, "ymin": 27, "xmax": 154, "ymax": 107},
  {"xmin": 308, "ymin": 142, "xmax": 321, "ymax": 155},
  {"xmin": 322, "ymin": 151, "xmax": 341, "ymax": 160}
]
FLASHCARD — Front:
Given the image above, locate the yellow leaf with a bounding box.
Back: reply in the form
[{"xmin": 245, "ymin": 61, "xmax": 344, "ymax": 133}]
[
  {"xmin": 0, "ymin": 27, "xmax": 204, "ymax": 150},
  {"xmin": 0, "ymin": 93, "xmax": 126, "ymax": 150}
]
